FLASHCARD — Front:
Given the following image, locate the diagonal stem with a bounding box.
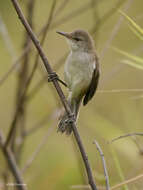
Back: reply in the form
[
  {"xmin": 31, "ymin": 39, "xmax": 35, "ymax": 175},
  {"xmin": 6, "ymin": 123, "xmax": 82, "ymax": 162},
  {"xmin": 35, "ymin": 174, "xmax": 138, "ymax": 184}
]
[
  {"xmin": 0, "ymin": 132, "xmax": 27, "ymax": 190},
  {"xmin": 9, "ymin": 0, "xmax": 98, "ymax": 189}
]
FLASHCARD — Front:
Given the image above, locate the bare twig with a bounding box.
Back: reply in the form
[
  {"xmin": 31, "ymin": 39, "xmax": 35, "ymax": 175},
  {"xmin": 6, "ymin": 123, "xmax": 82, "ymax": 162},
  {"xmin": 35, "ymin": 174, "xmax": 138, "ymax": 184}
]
[
  {"xmin": 5, "ymin": 0, "xmax": 35, "ymax": 148},
  {"xmin": 0, "ymin": 131, "xmax": 26, "ymax": 190},
  {"xmin": 110, "ymin": 133, "xmax": 143, "ymax": 143},
  {"xmin": 71, "ymin": 185, "xmax": 105, "ymax": 190},
  {"xmin": 99, "ymin": 0, "xmax": 133, "ymax": 87},
  {"xmin": 90, "ymin": 0, "xmax": 100, "ymax": 43},
  {"xmin": 26, "ymin": 0, "xmax": 132, "ymax": 101},
  {"xmin": 26, "ymin": 52, "xmax": 67, "ymax": 102},
  {"xmin": 111, "ymin": 173, "xmax": 143, "ymax": 189},
  {"xmin": 26, "ymin": 75, "xmax": 48, "ymax": 101},
  {"xmin": 100, "ymin": 0, "xmax": 133, "ymax": 60},
  {"xmin": 22, "ymin": 125, "xmax": 54, "ymax": 173},
  {"xmin": 90, "ymin": 0, "xmax": 126, "ymax": 36},
  {"xmin": 0, "ymin": 44, "xmax": 30, "ymax": 86},
  {"xmin": 13, "ymin": 0, "xmax": 35, "ymax": 164},
  {"xmin": 71, "ymin": 173, "xmax": 143, "ymax": 189},
  {"xmin": 9, "ymin": 0, "xmax": 98, "ymax": 190},
  {"xmin": 5, "ymin": 0, "xmax": 56, "ymax": 149},
  {"xmin": 0, "ymin": 14, "xmax": 17, "ymax": 61},
  {"xmin": 93, "ymin": 140, "xmax": 110, "ymax": 190},
  {"xmin": 1, "ymin": 1, "xmax": 35, "ymax": 187},
  {"xmin": 49, "ymin": 1, "xmax": 93, "ymax": 30},
  {"xmin": 23, "ymin": 0, "xmax": 57, "ymax": 96},
  {"xmin": 28, "ymin": 86, "xmax": 143, "ymax": 105},
  {"xmin": 0, "ymin": 1, "xmax": 92, "ymax": 86},
  {"xmin": 23, "ymin": 116, "xmax": 50, "ymax": 137},
  {"xmin": 54, "ymin": 0, "xmax": 69, "ymax": 17},
  {"xmin": 27, "ymin": 0, "xmax": 127, "ymax": 100},
  {"xmin": 97, "ymin": 89, "xmax": 143, "ymax": 93},
  {"xmin": 23, "ymin": 108, "xmax": 61, "ymax": 137}
]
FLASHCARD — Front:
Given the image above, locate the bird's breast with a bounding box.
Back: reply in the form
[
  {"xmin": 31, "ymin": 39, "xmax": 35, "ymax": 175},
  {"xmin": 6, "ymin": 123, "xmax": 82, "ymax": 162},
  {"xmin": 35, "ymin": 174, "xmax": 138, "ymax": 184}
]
[{"xmin": 64, "ymin": 51, "xmax": 95, "ymax": 89}]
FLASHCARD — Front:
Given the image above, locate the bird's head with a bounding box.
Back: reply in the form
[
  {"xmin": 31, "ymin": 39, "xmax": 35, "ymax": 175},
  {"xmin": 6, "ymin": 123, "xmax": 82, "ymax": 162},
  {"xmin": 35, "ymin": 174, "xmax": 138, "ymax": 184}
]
[{"xmin": 56, "ymin": 29, "xmax": 94, "ymax": 52}]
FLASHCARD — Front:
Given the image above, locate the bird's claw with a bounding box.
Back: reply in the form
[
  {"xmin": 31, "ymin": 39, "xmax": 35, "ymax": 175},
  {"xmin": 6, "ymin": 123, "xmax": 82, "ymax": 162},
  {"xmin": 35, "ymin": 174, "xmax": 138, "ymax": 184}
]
[
  {"xmin": 48, "ymin": 72, "xmax": 59, "ymax": 82},
  {"xmin": 65, "ymin": 114, "xmax": 75, "ymax": 124},
  {"xmin": 48, "ymin": 72, "xmax": 68, "ymax": 87}
]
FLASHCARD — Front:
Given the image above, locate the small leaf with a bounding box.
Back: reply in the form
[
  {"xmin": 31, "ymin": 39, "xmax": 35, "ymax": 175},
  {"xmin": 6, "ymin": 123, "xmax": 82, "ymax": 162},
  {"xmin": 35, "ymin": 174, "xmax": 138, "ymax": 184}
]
[
  {"xmin": 119, "ymin": 10, "xmax": 143, "ymax": 37},
  {"xmin": 111, "ymin": 148, "xmax": 129, "ymax": 190},
  {"xmin": 128, "ymin": 25, "xmax": 143, "ymax": 41},
  {"xmin": 122, "ymin": 60, "xmax": 143, "ymax": 70},
  {"xmin": 112, "ymin": 47, "xmax": 143, "ymax": 65}
]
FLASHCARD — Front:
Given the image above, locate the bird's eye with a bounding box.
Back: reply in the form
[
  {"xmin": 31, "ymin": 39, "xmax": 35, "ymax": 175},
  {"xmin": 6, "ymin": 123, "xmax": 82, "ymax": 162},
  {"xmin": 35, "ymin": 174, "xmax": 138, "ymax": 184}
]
[{"xmin": 74, "ymin": 37, "xmax": 82, "ymax": 41}]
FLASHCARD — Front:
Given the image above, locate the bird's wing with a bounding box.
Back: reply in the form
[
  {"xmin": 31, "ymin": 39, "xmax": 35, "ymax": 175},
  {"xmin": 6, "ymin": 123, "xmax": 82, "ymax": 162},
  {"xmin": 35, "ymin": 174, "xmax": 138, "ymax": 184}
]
[{"xmin": 83, "ymin": 56, "xmax": 100, "ymax": 106}]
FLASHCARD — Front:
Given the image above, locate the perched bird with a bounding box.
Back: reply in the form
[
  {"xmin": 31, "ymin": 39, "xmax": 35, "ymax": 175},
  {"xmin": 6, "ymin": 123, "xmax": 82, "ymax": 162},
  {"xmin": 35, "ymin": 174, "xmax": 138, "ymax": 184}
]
[{"xmin": 57, "ymin": 29, "xmax": 100, "ymax": 135}]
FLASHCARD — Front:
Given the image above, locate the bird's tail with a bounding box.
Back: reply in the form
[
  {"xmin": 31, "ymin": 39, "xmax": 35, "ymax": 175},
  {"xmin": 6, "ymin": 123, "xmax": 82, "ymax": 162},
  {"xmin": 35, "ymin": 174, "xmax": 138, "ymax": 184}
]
[{"xmin": 58, "ymin": 97, "xmax": 81, "ymax": 135}]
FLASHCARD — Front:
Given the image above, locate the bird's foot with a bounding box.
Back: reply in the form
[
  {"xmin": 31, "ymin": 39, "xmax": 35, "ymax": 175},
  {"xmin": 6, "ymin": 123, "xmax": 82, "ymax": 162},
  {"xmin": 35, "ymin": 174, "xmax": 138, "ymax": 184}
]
[
  {"xmin": 48, "ymin": 72, "xmax": 67, "ymax": 87},
  {"xmin": 48, "ymin": 72, "xmax": 59, "ymax": 82},
  {"xmin": 65, "ymin": 113, "xmax": 75, "ymax": 125}
]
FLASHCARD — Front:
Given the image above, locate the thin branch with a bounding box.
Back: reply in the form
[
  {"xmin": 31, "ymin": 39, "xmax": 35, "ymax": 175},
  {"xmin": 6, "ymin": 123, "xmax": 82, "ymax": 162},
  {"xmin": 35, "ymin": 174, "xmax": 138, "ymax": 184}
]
[
  {"xmin": 130, "ymin": 94, "xmax": 143, "ymax": 100},
  {"xmin": 0, "ymin": 131, "xmax": 27, "ymax": 190},
  {"xmin": 71, "ymin": 185, "xmax": 105, "ymax": 190},
  {"xmin": 99, "ymin": 0, "xmax": 133, "ymax": 88},
  {"xmin": 0, "ymin": 44, "xmax": 30, "ymax": 86},
  {"xmin": 0, "ymin": 14, "xmax": 17, "ymax": 61},
  {"xmin": 23, "ymin": 0, "xmax": 57, "ymax": 96},
  {"xmin": 100, "ymin": 0, "xmax": 133, "ymax": 60},
  {"xmin": 71, "ymin": 173, "xmax": 143, "ymax": 189},
  {"xmin": 9, "ymin": 1, "xmax": 98, "ymax": 190},
  {"xmin": 0, "ymin": 1, "xmax": 92, "ymax": 86},
  {"xmin": 23, "ymin": 116, "xmax": 50, "ymax": 137},
  {"xmin": 26, "ymin": 75, "xmax": 47, "ymax": 101},
  {"xmin": 22, "ymin": 0, "xmax": 90, "ymax": 90},
  {"xmin": 26, "ymin": 0, "xmax": 133, "ymax": 102},
  {"xmin": 5, "ymin": 0, "xmax": 56, "ymax": 149},
  {"xmin": 111, "ymin": 173, "xmax": 143, "ymax": 190},
  {"xmin": 110, "ymin": 133, "xmax": 143, "ymax": 143},
  {"xmin": 28, "ymin": 87, "xmax": 143, "ymax": 103},
  {"xmin": 29, "ymin": 0, "xmax": 127, "ymax": 100},
  {"xmin": 26, "ymin": 52, "xmax": 67, "ymax": 102},
  {"xmin": 93, "ymin": 140, "xmax": 110, "ymax": 190},
  {"xmin": 13, "ymin": 0, "xmax": 35, "ymax": 164},
  {"xmin": 5, "ymin": 0, "xmax": 35, "ymax": 148},
  {"xmin": 90, "ymin": 0, "xmax": 126, "ymax": 36},
  {"xmin": 54, "ymin": 0, "xmax": 69, "ymax": 17},
  {"xmin": 22, "ymin": 125, "xmax": 54, "ymax": 173},
  {"xmin": 130, "ymin": 136, "xmax": 143, "ymax": 155},
  {"xmin": 49, "ymin": 1, "xmax": 93, "ymax": 30},
  {"xmin": 97, "ymin": 89, "xmax": 143, "ymax": 93},
  {"xmin": 23, "ymin": 108, "xmax": 60, "ymax": 137}
]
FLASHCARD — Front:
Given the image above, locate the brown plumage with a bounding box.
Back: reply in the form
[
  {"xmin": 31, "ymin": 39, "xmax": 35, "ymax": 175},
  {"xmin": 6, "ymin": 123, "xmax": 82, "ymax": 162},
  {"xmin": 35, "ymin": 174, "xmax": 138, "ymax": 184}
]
[
  {"xmin": 57, "ymin": 29, "xmax": 100, "ymax": 135},
  {"xmin": 83, "ymin": 55, "xmax": 100, "ymax": 105}
]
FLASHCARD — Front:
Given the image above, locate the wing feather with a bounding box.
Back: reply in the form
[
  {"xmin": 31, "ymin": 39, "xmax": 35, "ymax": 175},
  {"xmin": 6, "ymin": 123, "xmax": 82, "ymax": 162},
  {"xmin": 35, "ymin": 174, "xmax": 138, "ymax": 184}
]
[{"xmin": 83, "ymin": 57, "xmax": 100, "ymax": 106}]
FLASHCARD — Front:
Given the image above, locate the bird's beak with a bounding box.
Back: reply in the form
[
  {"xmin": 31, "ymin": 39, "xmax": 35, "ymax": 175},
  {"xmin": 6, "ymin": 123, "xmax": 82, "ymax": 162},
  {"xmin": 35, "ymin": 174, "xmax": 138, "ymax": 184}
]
[{"xmin": 56, "ymin": 31, "xmax": 72, "ymax": 39}]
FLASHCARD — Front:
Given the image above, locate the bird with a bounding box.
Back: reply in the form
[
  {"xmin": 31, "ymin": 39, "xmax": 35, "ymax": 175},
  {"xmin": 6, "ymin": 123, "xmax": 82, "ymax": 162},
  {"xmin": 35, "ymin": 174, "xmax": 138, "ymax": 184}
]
[{"xmin": 56, "ymin": 29, "xmax": 100, "ymax": 135}]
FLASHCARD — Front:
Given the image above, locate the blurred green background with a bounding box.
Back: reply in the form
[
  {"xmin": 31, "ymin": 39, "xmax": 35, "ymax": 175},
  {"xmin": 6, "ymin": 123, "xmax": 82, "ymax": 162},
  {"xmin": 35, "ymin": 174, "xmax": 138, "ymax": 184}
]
[{"xmin": 0, "ymin": 0, "xmax": 143, "ymax": 189}]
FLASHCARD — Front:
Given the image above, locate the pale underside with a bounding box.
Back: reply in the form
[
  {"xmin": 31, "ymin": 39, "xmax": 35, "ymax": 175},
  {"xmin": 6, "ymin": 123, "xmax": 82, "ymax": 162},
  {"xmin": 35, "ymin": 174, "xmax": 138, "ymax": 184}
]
[{"xmin": 64, "ymin": 51, "xmax": 96, "ymax": 101}]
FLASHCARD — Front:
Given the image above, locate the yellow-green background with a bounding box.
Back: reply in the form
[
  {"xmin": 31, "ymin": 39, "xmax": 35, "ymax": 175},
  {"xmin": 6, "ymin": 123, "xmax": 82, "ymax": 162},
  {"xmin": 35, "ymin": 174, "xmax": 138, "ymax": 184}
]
[{"xmin": 0, "ymin": 0, "xmax": 143, "ymax": 189}]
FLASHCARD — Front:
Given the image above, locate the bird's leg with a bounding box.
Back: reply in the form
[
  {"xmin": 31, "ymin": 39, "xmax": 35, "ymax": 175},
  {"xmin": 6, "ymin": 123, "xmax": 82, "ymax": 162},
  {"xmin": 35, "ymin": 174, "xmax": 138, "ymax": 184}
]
[
  {"xmin": 65, "ymin": 113, "xmax": 76, "ymax": 124},
  {"xmin": 48, "ymin": 72, "xmax": 68, "ymax": 87}
]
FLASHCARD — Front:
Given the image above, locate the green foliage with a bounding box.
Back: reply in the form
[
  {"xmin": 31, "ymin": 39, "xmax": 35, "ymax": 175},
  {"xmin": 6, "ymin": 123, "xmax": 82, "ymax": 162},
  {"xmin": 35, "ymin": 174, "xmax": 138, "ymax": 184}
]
[
  {"xmin": 113, "ymin": 11, "xmax": 143, "ymax": 70},
  {"xmin": 112, "ymin": 47, "xmax": 143, "ymax": 70},
  {"xmin": 119, "ymin": 10, "xmax": 143, "ymax": 40},
  {"xmin": 111, "ymin": 148, "xmax": 129, "ymax": 190}
]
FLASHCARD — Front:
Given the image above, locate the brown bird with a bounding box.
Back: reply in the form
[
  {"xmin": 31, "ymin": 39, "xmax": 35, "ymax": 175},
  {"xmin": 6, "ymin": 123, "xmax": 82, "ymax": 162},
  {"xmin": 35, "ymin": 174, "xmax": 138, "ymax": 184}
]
[{"xmin": 57, "ymin": 29, "xmax": 100, "ymax": 135}]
